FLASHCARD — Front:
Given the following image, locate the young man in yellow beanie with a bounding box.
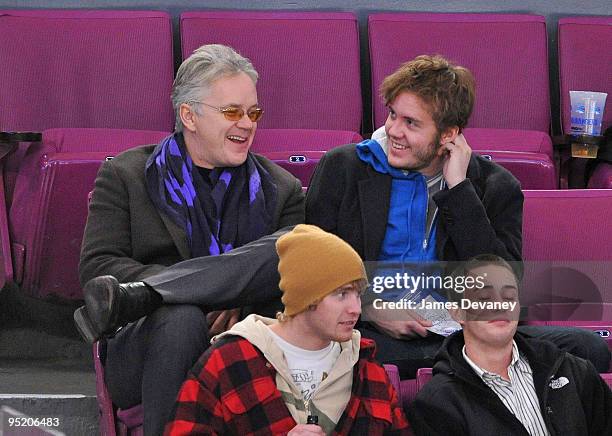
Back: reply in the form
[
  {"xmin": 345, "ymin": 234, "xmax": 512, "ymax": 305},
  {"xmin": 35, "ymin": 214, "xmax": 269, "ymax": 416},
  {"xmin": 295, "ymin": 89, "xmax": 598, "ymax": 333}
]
[{"xmin": 165, "ymin": 225, "xmax": 410, "ymax": 435}]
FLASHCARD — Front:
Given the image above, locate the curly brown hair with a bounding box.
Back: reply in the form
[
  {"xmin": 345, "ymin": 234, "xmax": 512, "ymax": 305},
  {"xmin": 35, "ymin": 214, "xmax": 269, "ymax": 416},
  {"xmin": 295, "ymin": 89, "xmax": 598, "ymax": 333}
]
[{"xmin": 380, "ymin": 54, "xmax": 476, "ymax": 133}]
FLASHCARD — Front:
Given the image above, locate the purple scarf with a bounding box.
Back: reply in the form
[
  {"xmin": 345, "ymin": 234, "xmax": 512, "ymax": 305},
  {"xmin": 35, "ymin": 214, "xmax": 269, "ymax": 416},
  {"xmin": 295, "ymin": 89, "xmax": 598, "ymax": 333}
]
[{"xmin": 145, "ymin": 133, "xmax": 277, "ymax": 257}]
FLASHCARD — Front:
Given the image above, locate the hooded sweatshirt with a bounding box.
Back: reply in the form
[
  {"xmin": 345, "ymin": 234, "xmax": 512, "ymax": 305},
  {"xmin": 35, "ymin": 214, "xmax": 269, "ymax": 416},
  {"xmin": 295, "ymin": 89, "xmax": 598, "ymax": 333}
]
[
  {"xmin": 166, "ymin": 315, "xmax": 410, "ymax": 435},
  {"xmin": 213, "ymin": 314, "xmax": 360, "ymax": 433},
  {"xmin": 357, "ymin": 128, "xmax": 439, "ymax": 263}
]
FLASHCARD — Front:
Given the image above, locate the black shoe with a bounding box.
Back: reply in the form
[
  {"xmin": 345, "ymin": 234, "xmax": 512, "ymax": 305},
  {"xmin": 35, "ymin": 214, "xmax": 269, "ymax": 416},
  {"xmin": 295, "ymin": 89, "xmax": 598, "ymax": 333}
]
[{"xmin": 73, "ymin": 276, "xmax": 161, "ymax": 343}]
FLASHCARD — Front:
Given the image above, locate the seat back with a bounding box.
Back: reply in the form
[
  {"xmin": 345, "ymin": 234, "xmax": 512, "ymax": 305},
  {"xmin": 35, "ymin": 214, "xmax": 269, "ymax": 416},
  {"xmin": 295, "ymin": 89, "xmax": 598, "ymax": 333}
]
[
  {"xmin": 9, "ymin": 128, "xmax": 170, "ymax": 299},
  {"xmin": 0, "ymin": 10, "xmax": 174, "ymax": 133},
  {"xmin": 464, "ymin": 128, "xmax": 553, "ymax": 158},
  {"xmin": 400, "ymin": 379, "xmax": 418, "ymax": 409},
  {"xmin": 0, "ymin": 9, "xmax": 175, "ymax": 225},
  {"xmin": 400, "ymin": 368, "xmax": 433, "ymax": 408},
  {"xmin": 368, "ymin": 13, "xmax": 550, "ymax": 133},
  {"xmin": 558, "ymin": 17, "xmax": 612, "ymax": 135},
  {"xmin": 474, "ymin": 150, "xmax": 556, "ymax": 189},
  {"xmin": 383, "ymin": 364, "xmax": 401, "ymax": 403},
  {"xmin": 180, "ymin": 11, "xmax": 362, "ymax": 131},
  {"xmin": 521, "ymin": 190, "xmax": 612, "ymax": 332},
  {"xmin": 416, "ymin": 367, "xmax": 433, "ymax": 391},
  {"xmin": 523, "ymin": 189, "xmax": 612, "ymax": 262},
  {"xmin": 251, "ymin": 129, "xmax": 362, "ymax": 187}
]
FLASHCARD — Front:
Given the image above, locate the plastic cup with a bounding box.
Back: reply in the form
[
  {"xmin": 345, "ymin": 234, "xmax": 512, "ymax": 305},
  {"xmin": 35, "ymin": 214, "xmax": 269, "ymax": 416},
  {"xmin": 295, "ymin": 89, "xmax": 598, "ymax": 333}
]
[{"xmin": 569, "ymin": 91, "xmax": 607, "ymax": 136}]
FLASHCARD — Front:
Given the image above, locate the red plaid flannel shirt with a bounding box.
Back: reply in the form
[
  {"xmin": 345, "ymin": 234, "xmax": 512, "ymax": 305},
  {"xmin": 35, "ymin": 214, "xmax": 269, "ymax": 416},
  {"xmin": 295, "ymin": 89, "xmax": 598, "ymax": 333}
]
[{"xmin": 165, "ymin": 335, "xmax": 410, "ymax": 435}]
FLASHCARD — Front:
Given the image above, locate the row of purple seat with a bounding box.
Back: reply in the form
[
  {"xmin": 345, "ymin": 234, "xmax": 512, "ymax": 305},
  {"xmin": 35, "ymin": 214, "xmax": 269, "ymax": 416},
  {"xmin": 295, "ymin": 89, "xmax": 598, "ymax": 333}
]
[
  {"xmin": 1, "ymin": 11, "xmax": 608, "ymax": 133},
  {"xmin": 0, "ymin": 11, "xmax": 554, "ymax": 132},
  {"xmin": 1, "ymin": 11, "xmax": 611, "ymax": 190},
  {"xmin": 7, "ymin": 125, "xmax": 612, "ymax": 304}
]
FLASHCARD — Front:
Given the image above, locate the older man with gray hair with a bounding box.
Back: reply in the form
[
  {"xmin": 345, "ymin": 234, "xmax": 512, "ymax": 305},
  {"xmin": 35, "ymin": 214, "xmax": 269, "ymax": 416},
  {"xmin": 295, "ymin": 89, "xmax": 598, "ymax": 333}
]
[{"xmin": 74, "ymin": 44, "xmax": 304, "ymax": 435}]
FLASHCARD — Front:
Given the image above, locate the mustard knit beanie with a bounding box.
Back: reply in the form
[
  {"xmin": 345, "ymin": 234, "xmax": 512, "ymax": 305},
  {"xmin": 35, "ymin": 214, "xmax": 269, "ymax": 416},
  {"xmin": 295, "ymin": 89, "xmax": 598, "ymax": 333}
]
[{"xmin": 276, "ymin": 224, "xmax": 366, "ymax": 316}]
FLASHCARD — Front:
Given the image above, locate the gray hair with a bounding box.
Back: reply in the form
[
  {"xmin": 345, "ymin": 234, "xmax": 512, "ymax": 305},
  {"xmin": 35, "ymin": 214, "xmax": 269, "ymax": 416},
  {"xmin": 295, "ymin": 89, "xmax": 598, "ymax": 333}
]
[{"xmin": 172, "ymin": 44, "xmax": 259, "ymax": 132}]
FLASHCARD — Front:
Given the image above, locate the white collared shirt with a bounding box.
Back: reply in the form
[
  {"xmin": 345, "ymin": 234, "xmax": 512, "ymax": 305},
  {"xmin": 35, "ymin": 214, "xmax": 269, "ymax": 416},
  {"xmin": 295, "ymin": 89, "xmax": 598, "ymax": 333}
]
[{"xmin": 463, "ymin": 341, "xmax": 550, "ymax": 436}]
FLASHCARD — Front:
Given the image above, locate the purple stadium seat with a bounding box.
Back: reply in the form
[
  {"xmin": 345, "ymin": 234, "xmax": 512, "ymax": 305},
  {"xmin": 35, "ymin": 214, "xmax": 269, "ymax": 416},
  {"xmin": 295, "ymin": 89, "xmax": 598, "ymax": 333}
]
[
  {"xmin": 465, "ymin": 128, "xmax": 556, "ymax": 189},
  {"xmin": 558, "ymin": 17, "xmax": 611, "ymax": 190},
  {"xmin": 400, "ymin": 379, "xmax": 418, "ymax": 409},
  {"xmin": 474, "ymin": 150, "xmax": 556, "ymax": 189},
  {"xmin": 398, "ymin": 368, "xmax": 432, "ymax": 409},
  {"xmin": 0, "ymin": 10, "xmax": 175, "ymax": 289},
  {"xmin": 0, "ymin": 10, "xmax": 174, "ymax": 133},
  {"xmin": 522, "ymin": 190, "xmax": 612, "ymax": 362},
  {"xmin": 416, "ymin": 368, "xmax": 433, "ymax": 391},
  {"xmin": 558, "ymin": 17, "xmax": 611, "ymax": 136},
  {"xmin": 383, "ymin": 364, "xmax": 401, "ymax": 402},
  {"xmin": 464, "ymin": 128, "xmax": 553, "ymax": 158},
  {"xmin": 588, "ymin": 163, "xmax": 612, "ymax": 189},
  {"xmin": 0, "ymin": 10, "xmax": 175, "ymax": 228},
  {"xmin": 94, "ymin": 341, "xmax": 117, "ymax": 436},
  {"xmin": 368, "ymin": 13, "xmax": 555, "ymax": 187},
  {"xmin": 180, "ymin": 11, "xmax": 362, "ymax": 132},
  {"xmin": 94, "ymin": 342, "xmax": 144, "ymax": 436},
  {"xmin": 523, "ymin": 189, "xmax": 612, "ymax": 262},
  {"xmin": 368, "ymin": 13, "xmax": 550, "ymax": 134},
  {"xmin": 9, "ymin": 128, "xmax": 170, "ymax": 300},
  {"xmin": 251, "ymin": 129, "xmax": 362, "ymax": 187}
]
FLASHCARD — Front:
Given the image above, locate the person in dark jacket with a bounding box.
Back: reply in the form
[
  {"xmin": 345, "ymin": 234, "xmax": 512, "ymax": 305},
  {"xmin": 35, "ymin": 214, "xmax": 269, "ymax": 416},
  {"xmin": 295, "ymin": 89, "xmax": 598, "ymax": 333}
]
[
  {"xmin": 408, "ymin": 255, "xmax": 612, "ymax": 436},
  {"xmin": 73, "ymin": 44, "xmax": 304, "ymax": 435},
  {"xmin": 165, "ymin": 225, "xmax": 410, "ymax": 435},
  {"xmin": 305, "ymin": 54, "xmax": 610, "ymax": 377}
]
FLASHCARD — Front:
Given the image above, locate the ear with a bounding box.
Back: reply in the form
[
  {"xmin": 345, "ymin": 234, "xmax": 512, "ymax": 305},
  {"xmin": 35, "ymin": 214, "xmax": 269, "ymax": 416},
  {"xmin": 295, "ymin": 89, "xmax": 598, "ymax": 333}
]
[
  {"xmin": 439, "ymin": 125, "xmax": 460, "ymax": 145},
  {"xmin": 179, "ymin": 103, "xmax": 198, "ymax": 133}
]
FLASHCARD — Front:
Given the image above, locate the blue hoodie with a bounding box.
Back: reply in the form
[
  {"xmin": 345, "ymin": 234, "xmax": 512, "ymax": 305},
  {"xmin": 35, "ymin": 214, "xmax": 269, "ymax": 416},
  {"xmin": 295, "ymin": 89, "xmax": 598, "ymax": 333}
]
[{"xmin": 356, "ymin": 139, "xmax": 438, "ymax": 263}]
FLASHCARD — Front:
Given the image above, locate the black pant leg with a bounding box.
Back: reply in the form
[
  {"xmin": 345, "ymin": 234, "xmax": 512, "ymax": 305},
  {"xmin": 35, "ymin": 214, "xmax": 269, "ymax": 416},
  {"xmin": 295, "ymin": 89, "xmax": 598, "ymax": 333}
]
[
  {"xmin": 518, "ymin": 325, "xmax": 611, "ymax": 372},
  {"xmin": 144, "ymin": 228, "xmax": 291, "ymax": 310},
  {"xmin": 105, "ymin": 304, "xmax": 209, "ymax": 436}
]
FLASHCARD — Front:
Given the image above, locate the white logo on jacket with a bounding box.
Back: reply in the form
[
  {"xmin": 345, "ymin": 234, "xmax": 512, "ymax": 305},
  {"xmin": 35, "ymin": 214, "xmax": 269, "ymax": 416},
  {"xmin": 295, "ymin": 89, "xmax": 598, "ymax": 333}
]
[{"xmin": 549, "ymin": 376, "xmax": 570, "ymax": 389}]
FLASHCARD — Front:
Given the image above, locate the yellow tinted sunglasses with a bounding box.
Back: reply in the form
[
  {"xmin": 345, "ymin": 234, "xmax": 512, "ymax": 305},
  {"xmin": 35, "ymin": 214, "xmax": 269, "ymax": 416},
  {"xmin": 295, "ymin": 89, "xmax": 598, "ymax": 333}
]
[{"xmin": 194, "ymin": 101, "xmax": 264, "ymax": 122}]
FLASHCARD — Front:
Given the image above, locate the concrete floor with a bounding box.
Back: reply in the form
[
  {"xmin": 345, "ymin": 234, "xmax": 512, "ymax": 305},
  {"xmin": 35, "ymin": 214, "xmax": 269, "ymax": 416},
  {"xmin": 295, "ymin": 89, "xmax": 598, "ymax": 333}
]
[
  {"xmin": 0, "ymin": 284, "xmax": 99, "ymax": 435},
  {"xmin": 0, "ymin": 356, "xmax": 95, "ymax": 396}
]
